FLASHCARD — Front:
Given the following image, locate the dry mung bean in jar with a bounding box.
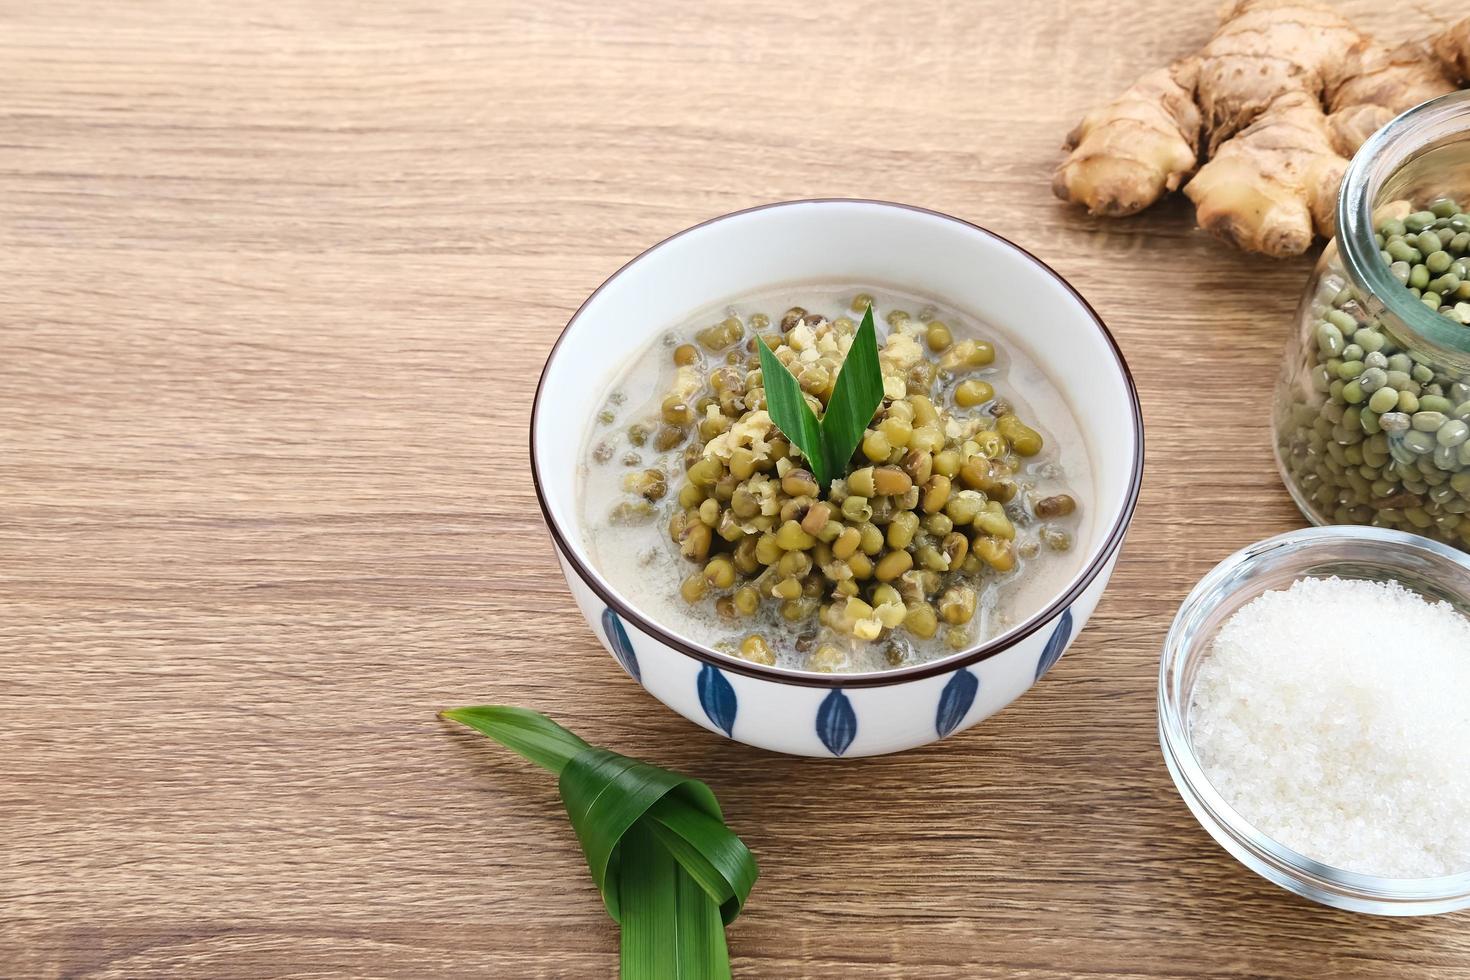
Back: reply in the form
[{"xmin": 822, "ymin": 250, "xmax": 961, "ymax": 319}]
[{"xmin": 1274, "ymin": 94, "xmax": 1470, "ymax": 548}]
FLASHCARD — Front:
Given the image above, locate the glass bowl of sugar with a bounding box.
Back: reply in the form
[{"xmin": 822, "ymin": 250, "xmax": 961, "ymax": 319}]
[{"xmin": 1159, "ymin": 525, "xmax": 1470, "ymax": 915}]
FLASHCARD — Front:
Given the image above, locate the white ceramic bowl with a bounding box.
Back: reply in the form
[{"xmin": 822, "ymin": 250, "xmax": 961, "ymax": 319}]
[{"xmin": 531, "ymin": 200, "xmax": 1143, "ymax": 757}]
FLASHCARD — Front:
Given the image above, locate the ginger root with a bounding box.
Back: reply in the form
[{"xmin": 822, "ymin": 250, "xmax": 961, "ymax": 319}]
[
  {"xmin": 1051, "ymin": 63, "xmax": 1201, "ymax": 217},
  {"xmin": 1054, "ymin": 0, "xmax": 1470, "ymax": 257}
]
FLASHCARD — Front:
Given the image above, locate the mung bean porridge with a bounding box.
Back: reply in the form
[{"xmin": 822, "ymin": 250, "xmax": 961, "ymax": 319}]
[{"xmin": 579, "ymin": 284, "xmax": 1093, "ymax": 673}]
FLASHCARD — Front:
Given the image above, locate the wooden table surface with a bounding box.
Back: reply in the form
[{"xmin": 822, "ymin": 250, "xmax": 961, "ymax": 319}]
[{"xmin": 7, "ymin": 1, "xmax": 1468, "ymax": 976}]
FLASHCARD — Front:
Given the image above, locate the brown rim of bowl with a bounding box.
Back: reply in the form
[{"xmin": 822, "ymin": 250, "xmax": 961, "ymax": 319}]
[{"xmin": 529, "ymin": 198, "xmax": 1145, "ymax": 689}]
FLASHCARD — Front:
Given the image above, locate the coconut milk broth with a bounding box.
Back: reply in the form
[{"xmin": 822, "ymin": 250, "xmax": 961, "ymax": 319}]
[{"xmin": 579, "ymin": 284, "xmax": 1094, "ymax": 673}]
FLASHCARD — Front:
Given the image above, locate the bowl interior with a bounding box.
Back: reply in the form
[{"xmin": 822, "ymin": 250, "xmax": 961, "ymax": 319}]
[
  {"xmin": 1166, "ymin": 529, "xmax": 1470, "ymax": 748},
  {"xmin": 533, "ymin": 200, "xmax": 1141, "ymax": 668}
]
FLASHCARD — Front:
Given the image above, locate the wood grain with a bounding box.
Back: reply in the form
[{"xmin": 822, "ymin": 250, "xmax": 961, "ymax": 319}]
[{"xmin": 4, "ymin": 0, "xmax": 1468, "ymax": 976}]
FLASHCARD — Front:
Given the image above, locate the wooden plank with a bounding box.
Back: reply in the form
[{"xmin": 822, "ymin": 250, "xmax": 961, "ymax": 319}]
[{"xmin": 4, "ymin": 0, "xmax": 1465, "ymax": 975}]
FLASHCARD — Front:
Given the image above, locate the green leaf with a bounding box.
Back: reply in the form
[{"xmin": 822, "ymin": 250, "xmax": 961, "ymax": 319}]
[
  {"xmin": 558, "ymin": 747, "xmax": 692, "ymax": 922},
  {"xmin": 820, "ymin": 305, "xmax": 885, "ymax": 481},
  {"xmin": 619, "ymin": 822, "xmax": 731, "ymax": 980},
  {"xmin": 756, "ymin": 307, "xmax": 885, "ymax": 493},
  {"xmin": 441, "ymin": 707, "xmax": 759, "ymax": 977},
  {"xmin": 757, "ymin": 337, "xmax": 827, "ymax": 487},
  {"xmin": 647, "ymin": 793, "xmax": 757, "ymax": 923},
  {"xmin": 439, "ymin": 705, "xmax": 590, "ymax": 774}
]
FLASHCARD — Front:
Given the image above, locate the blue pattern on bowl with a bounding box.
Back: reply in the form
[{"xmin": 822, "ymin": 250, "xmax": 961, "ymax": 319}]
[
  {"xmin": 815, "ymin": 688, "xmax": 857, "ymax": 756},
  {"xmin": 935, "ymin": 668, "xmax": 979, "ymax": 738},
  {"xmin": 697, "ymin": 663, "xmax": 737, "ymax": 737},
  {"xmin": 1034, "ymin": 607, "xmax": 1074, "ymax": 681},
  {"xmin": 600, "ymin": 607, "xmax": 642, "ymax": 682}
]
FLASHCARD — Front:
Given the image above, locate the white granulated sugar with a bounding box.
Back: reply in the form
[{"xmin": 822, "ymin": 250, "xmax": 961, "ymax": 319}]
[{"xmin": 1189, "ymin": 576, "xmax": 1470, "ymax": 879}]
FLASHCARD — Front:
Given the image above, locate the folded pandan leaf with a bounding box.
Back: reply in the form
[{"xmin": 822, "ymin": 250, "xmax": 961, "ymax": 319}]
[{"xmin": 441, "ymin": 706, "xmax": 758, "ymax": 978}]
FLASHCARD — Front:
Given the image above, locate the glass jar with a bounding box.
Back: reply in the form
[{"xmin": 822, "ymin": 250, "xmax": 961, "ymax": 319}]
[{"xmin": 1274, "ymin": 92, "xmax": 1470, "ymax": 550}]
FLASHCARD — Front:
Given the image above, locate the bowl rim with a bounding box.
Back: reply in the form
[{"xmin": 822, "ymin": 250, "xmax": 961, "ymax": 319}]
[
  {"xmin": 1158, "ymin": 524, "xmax": 1470, "ymax": 911},
  {"xmin": 530, "ymin": 198, "xmax": 1145, "ymax": 689}
]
